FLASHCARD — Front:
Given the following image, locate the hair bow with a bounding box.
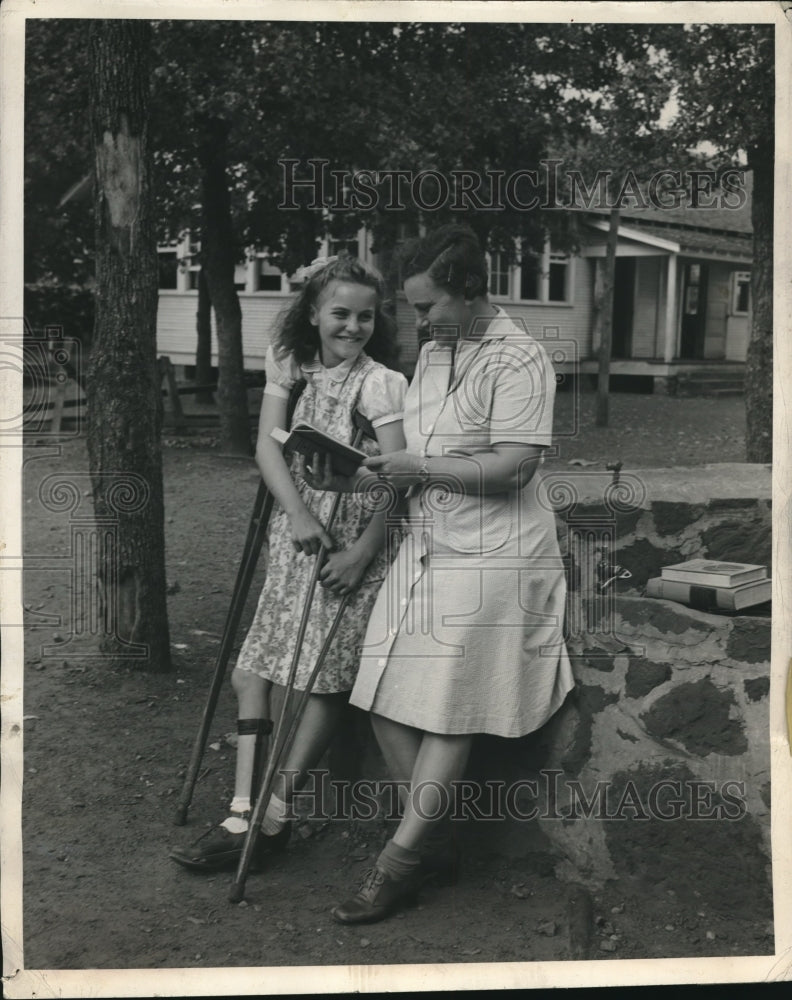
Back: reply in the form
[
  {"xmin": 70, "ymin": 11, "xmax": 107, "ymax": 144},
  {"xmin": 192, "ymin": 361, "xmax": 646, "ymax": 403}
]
[{"xmin": 293, "ymin": 255, "xmax": 339, "ymax": 284}]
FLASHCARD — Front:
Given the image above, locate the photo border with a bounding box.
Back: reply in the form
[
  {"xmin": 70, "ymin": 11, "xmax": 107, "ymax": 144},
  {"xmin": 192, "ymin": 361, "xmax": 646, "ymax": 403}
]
[{"xmin": 1, "ymin": 0, "xmax": 790, "ymax": 995}]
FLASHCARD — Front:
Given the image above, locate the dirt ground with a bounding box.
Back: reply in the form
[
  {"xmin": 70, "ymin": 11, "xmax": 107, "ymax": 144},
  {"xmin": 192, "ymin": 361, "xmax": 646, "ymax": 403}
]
[{"xmin": 17, "ymin": 390, "xmax": 774, "ymax": 974}]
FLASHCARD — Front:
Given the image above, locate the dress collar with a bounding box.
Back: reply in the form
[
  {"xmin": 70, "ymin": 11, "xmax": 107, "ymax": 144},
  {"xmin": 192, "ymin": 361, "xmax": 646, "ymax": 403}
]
[
  {"xmin": 424, "ymin": 305, "xmax": 515, "ymax": 359},
  {"xmin": 300, "ymin": 352, "xmax": 363, "ymax": 381}
]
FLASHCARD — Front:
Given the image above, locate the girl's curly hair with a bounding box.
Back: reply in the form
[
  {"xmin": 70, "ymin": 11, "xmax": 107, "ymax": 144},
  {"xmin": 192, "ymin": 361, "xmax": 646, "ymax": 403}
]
[{"xmin": 274, "ymin": 255, "xmax": 400, "ymax": 370}]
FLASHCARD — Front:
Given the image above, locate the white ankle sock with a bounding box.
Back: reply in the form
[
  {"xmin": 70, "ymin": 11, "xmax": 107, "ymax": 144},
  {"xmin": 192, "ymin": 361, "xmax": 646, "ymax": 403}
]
[
  {"xmin": 261, "ymin": 794, "xmax": 289, "ymax": 836},
  {"xmin": 219, "ymin": 797, "xmax": 252, "ymax": 834},
  {"xmin": 220, "ymin": 815, "xmax": 249, "ymax": 834}
]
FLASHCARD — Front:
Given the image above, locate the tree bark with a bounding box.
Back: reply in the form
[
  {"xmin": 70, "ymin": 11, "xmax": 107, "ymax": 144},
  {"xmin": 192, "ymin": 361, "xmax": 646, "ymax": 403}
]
[
  {"xmin": 745, "ymin": 148, "xmax": 773, "ymax": 464},
  {"xmin": 596, "ymin": 207, "xmax": 620, "ymax": 427},
  {"xmin": 195, "ymin": 266, "xmax": 215, "ymax": 404},
  {"xmin": 87, "ymin": 20, "xmax": 171, "ymax": 670},
  {"xmin": 198, "ymin": 118, "xmax": 251, "ymax": 454}
]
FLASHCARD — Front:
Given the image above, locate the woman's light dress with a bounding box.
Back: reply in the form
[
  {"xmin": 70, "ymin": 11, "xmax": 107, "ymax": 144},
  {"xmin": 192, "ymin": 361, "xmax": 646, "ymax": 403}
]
[{"xmin": 350, "ymin": 310, "xmax": 574, "ymax": 736}]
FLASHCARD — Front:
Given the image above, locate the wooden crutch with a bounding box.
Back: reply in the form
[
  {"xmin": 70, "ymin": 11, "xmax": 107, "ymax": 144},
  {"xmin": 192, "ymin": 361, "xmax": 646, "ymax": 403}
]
[
  {"xmin": 173, "ymin": 380, "xmax": 306, "ymax": 826},
  {"xmin": 228, "ymin": 412, "xmax": 375, "ymax": 903}
]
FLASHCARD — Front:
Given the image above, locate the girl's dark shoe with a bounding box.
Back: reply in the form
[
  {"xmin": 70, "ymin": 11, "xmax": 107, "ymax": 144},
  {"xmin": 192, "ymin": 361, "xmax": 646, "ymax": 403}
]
[
  {"xmin": 169, "ymin": 820, "xmax": 290, "ymax": 873},
  {"xmin": 332, "ymin": 865, "xmax": 423, "ymax": 924}
]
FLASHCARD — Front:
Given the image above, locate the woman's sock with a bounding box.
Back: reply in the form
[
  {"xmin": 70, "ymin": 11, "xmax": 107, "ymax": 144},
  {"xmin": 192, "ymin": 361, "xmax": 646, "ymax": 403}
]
[
  {"xmin": 376, "ymin": 838, "xmax": 422, "ymax": 880},
  {"xmin": 261, "ymin": 794, "xmax": 291, "ymax": 836}
]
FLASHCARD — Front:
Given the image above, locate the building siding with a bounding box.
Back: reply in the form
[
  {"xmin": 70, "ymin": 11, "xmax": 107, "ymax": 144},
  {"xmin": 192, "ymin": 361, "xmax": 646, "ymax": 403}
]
[
  {"xmin": 156, "ymin": 258, "xmax": 595, "ymax": 374},
  {"xmin": 154, "ymin": 245, "xmax": 750, "ymax": 374}
]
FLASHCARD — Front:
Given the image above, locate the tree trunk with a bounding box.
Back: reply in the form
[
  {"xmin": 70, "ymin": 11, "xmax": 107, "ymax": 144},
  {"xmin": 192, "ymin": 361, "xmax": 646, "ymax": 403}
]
[
  {"xmin": 745, "ymin": 148, "xmax": 773, "ymax": 464},
  {"xmin": 198, "ymin": 117, "xmax": 251, "ymax": 454},
  {"xmin": 596, "ymin": 207, "xmax": 620, "ymax": 427},
  {"xmin": 87, "ymin": 20, "xmax": 171, "ymax": 671},
  {"xmin": 195, "ymin": 266, "xmax": 214, "ymax": 404}
]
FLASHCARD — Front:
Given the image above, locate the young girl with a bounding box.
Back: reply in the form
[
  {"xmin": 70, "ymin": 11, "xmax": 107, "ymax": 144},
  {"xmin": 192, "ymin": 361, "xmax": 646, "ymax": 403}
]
[{"xmin": 170, "ymin": 255, "xmax": 407, "ymax": 873}]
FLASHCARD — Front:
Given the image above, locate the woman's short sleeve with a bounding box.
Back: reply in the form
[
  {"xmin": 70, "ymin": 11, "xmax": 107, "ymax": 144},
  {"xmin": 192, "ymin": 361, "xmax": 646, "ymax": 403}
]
[
  {"xmin": 263, "ymin": 344, "xmax": 301, "ymax": 399},
  {"xmin": 488, "ymin": 337, "xmax": 555, "ymax": 447},
  {"xmin": 357, "ymin": 366, "xmax": 408, "ymax": 428}
]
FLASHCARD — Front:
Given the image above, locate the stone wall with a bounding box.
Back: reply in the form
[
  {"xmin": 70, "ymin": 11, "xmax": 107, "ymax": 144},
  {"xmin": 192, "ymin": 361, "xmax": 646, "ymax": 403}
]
[{"xmin": 487, "ymin": 464, "xmax": 773, "ymax": 911}]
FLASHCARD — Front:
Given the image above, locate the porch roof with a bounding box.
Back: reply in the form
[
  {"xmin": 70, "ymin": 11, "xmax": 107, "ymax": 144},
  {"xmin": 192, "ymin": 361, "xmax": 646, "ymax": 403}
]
[
  {"xmin": 582, "ymin": 214, "xmax": 753, "ymax": 262},
  {"xmin": 621, "ymin": 220, "xmax": 753, "ymax": 260}
]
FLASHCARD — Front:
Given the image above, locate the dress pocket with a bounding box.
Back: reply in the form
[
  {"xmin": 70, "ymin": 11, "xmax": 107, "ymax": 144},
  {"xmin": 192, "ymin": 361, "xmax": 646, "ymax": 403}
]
[{"xmin": 432, "ymin": 494, "xmax": 513, "ymax": 554}]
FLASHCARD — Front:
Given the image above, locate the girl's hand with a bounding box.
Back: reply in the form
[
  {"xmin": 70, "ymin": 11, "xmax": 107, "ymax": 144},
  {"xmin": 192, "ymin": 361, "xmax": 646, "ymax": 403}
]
[
  {"xmin": 362, "ymin": 450, "xmax": 423, "ymax": 486},
  {"xmin": 288, "ymin": 507, "xmax": 334, "ymax": 556},
  {"xmin": 297, "ymin": 452, "xmax": 359, "ymax": 493},
  {"xmin": 318, "ymin": 544, "xmax": 371, "ymax": 596}
]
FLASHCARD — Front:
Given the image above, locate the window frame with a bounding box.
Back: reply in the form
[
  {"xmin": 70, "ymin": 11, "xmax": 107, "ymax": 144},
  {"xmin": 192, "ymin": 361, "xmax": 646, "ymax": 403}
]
[
  {"xmin": 487, "ymin": 250, "xmax": 513, "ymax": 301},
  {"xmin": 730, "ymin": 270, "xmax": 751, "ymax": 316},
  {"xmin": 513, "ymin": 240, "xmax": 574, "ymax": 306}
]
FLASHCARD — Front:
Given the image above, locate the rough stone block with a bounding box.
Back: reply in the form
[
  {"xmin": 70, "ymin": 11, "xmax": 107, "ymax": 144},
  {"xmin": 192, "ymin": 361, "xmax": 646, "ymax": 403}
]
[
  {"xmin": 701, "ymin": 520, "xmax": 772, "ymax": 571},
  {"xmin": 614, "ymin": 538, "xmax": 678, "ymax": 588},
  {"xmin": 640, "ymin": 679, "xmax": 747, "ymax": 756},
  {"xmin": 651, "ymin": 500, "xmax": 707, "ymax": 537},
  {"xmin": 743, "ymin": 677, "xmax": 770, "ymax": 702},
  {"xmin": 625, "ymin": 658, "xmax": 672, "ymax": 699},
  {"xmin": 560, "ymin": 683, "xmax": 619, "ymax": 777},
  {"xmin": 727, "ymin": 618, "xmax": 771, "ymax": 665},
  {"xmin": 706, "ymin": 497, "xmax": 763, "ymax": 512},
  {"xmin": 618, "ymin": 596, "xmax": 714, "ymax": 635},
  {"xmin": 583, "ymin": 645, "xmax": 616, "ymax": 673}
]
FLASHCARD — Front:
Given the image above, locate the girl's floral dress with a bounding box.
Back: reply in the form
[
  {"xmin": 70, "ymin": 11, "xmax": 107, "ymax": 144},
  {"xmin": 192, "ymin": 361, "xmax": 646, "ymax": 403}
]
[{"xmin": 234, "ymin": 346, "xmax": 407, "ymax": 693}]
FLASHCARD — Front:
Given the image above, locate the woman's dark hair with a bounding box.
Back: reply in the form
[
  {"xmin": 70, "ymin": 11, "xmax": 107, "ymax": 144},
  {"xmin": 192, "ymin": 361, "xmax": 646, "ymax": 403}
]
[
  {"xmin": 397, "ymin": 223, "xmax": 488, "ymax": 299},
  {"xmin": 275, "ymin": 254, "xmax": 400, "ymax": 369}
]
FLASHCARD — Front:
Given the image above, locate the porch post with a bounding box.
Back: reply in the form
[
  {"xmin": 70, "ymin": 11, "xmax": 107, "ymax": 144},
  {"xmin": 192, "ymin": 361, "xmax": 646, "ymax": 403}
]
[{"xmin": 663, "ymin": 253, "xmax": 678, "ymax": 362}]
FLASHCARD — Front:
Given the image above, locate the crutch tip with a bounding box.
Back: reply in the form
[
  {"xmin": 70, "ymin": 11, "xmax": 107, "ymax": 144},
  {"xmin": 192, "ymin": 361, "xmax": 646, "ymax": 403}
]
[
  {"xmin": 173, "ymin": 808, "xmax": 188, "ymax": 826},
  {"xmin": 228, "ymin": 883, "xmax": 245, "ymax": 904}
]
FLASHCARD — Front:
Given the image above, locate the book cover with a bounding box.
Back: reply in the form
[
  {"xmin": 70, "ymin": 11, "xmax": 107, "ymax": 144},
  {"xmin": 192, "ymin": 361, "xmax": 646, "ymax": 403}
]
[
  {"xmin": 660, "ymin": 558, "xmax": 767, "ymax": 588},
  {"xmin": 645, "ymin": 575, "xmax": 771, "ymax": 612},
  {"xmin": 270, "ymin": 422, "xmax": 366, "ymax": 477}
]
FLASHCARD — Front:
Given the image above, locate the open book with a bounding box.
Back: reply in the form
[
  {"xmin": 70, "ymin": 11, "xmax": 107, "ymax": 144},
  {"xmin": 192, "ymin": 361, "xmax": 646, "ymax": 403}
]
[{"xmin": 270, "ymin": 422, "xmax": 366, "ymax": 477}]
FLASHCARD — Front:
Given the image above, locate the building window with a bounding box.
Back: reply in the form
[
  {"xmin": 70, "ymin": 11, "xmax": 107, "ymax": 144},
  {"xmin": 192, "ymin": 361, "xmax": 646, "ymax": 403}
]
[
  {"xmin": 518, "ymin": 249, "xmax": 540, "ymax": 301},
  {"xmin": 488, "ymin": 252, "xmax": 511, "ymax": 298},
  {"xmin": 157, "ymin": 233, "xmax": 198, "ymax": 292},
  {"xmin": 515, "ymin": 241, "xmax": 572, "ymax": 305},
  {"xmin": 257, "ymin": 257, "xmax": 285, "ymax": 292},
  {"xmin": 158, "ymin": 248, "xmax": 178, "ymax": 290},
  {"xmin": 233, "ymin": 262, "xmax": 247, "ymax": 292},
  {"xmin": 685, "ymin": 263, "xmax": 701, "ymax": 314},
  {"xmin": 731, "ymin": 271, "xmax": 751, "ymax": 315},
  {"xmin": 328, "ymin": 236, "xmax": 361, "ymax": 258},
  {"xmin": 548, "ymin": 253, "xmax": 570, "ymax": 302}
]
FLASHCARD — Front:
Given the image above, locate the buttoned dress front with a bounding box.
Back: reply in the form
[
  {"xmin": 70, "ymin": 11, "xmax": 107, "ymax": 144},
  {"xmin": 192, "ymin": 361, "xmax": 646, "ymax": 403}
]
[
  {"xmin": 234, "ymin": 346, "xmax": 407, "ymax": 694},
  {"xmin": 350, "ymin": 310, "xmax": 575, "ymax": 737}
]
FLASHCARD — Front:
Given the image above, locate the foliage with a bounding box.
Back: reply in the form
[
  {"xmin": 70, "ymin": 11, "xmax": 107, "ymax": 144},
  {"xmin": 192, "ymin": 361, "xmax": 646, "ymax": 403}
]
[
  {"xmin": 24, "ymin": 20, "xmax": 94, "ymax": 344},
  {"xmin": 657, "ymin": 22, "xmax": 773, "ymax": 168}
]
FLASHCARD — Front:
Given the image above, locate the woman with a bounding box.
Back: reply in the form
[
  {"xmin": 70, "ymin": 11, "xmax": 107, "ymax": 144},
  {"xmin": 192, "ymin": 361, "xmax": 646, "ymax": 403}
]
[{"xmin": 305, "ymin": 225, "xmax": 574, "ymax": 924}]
